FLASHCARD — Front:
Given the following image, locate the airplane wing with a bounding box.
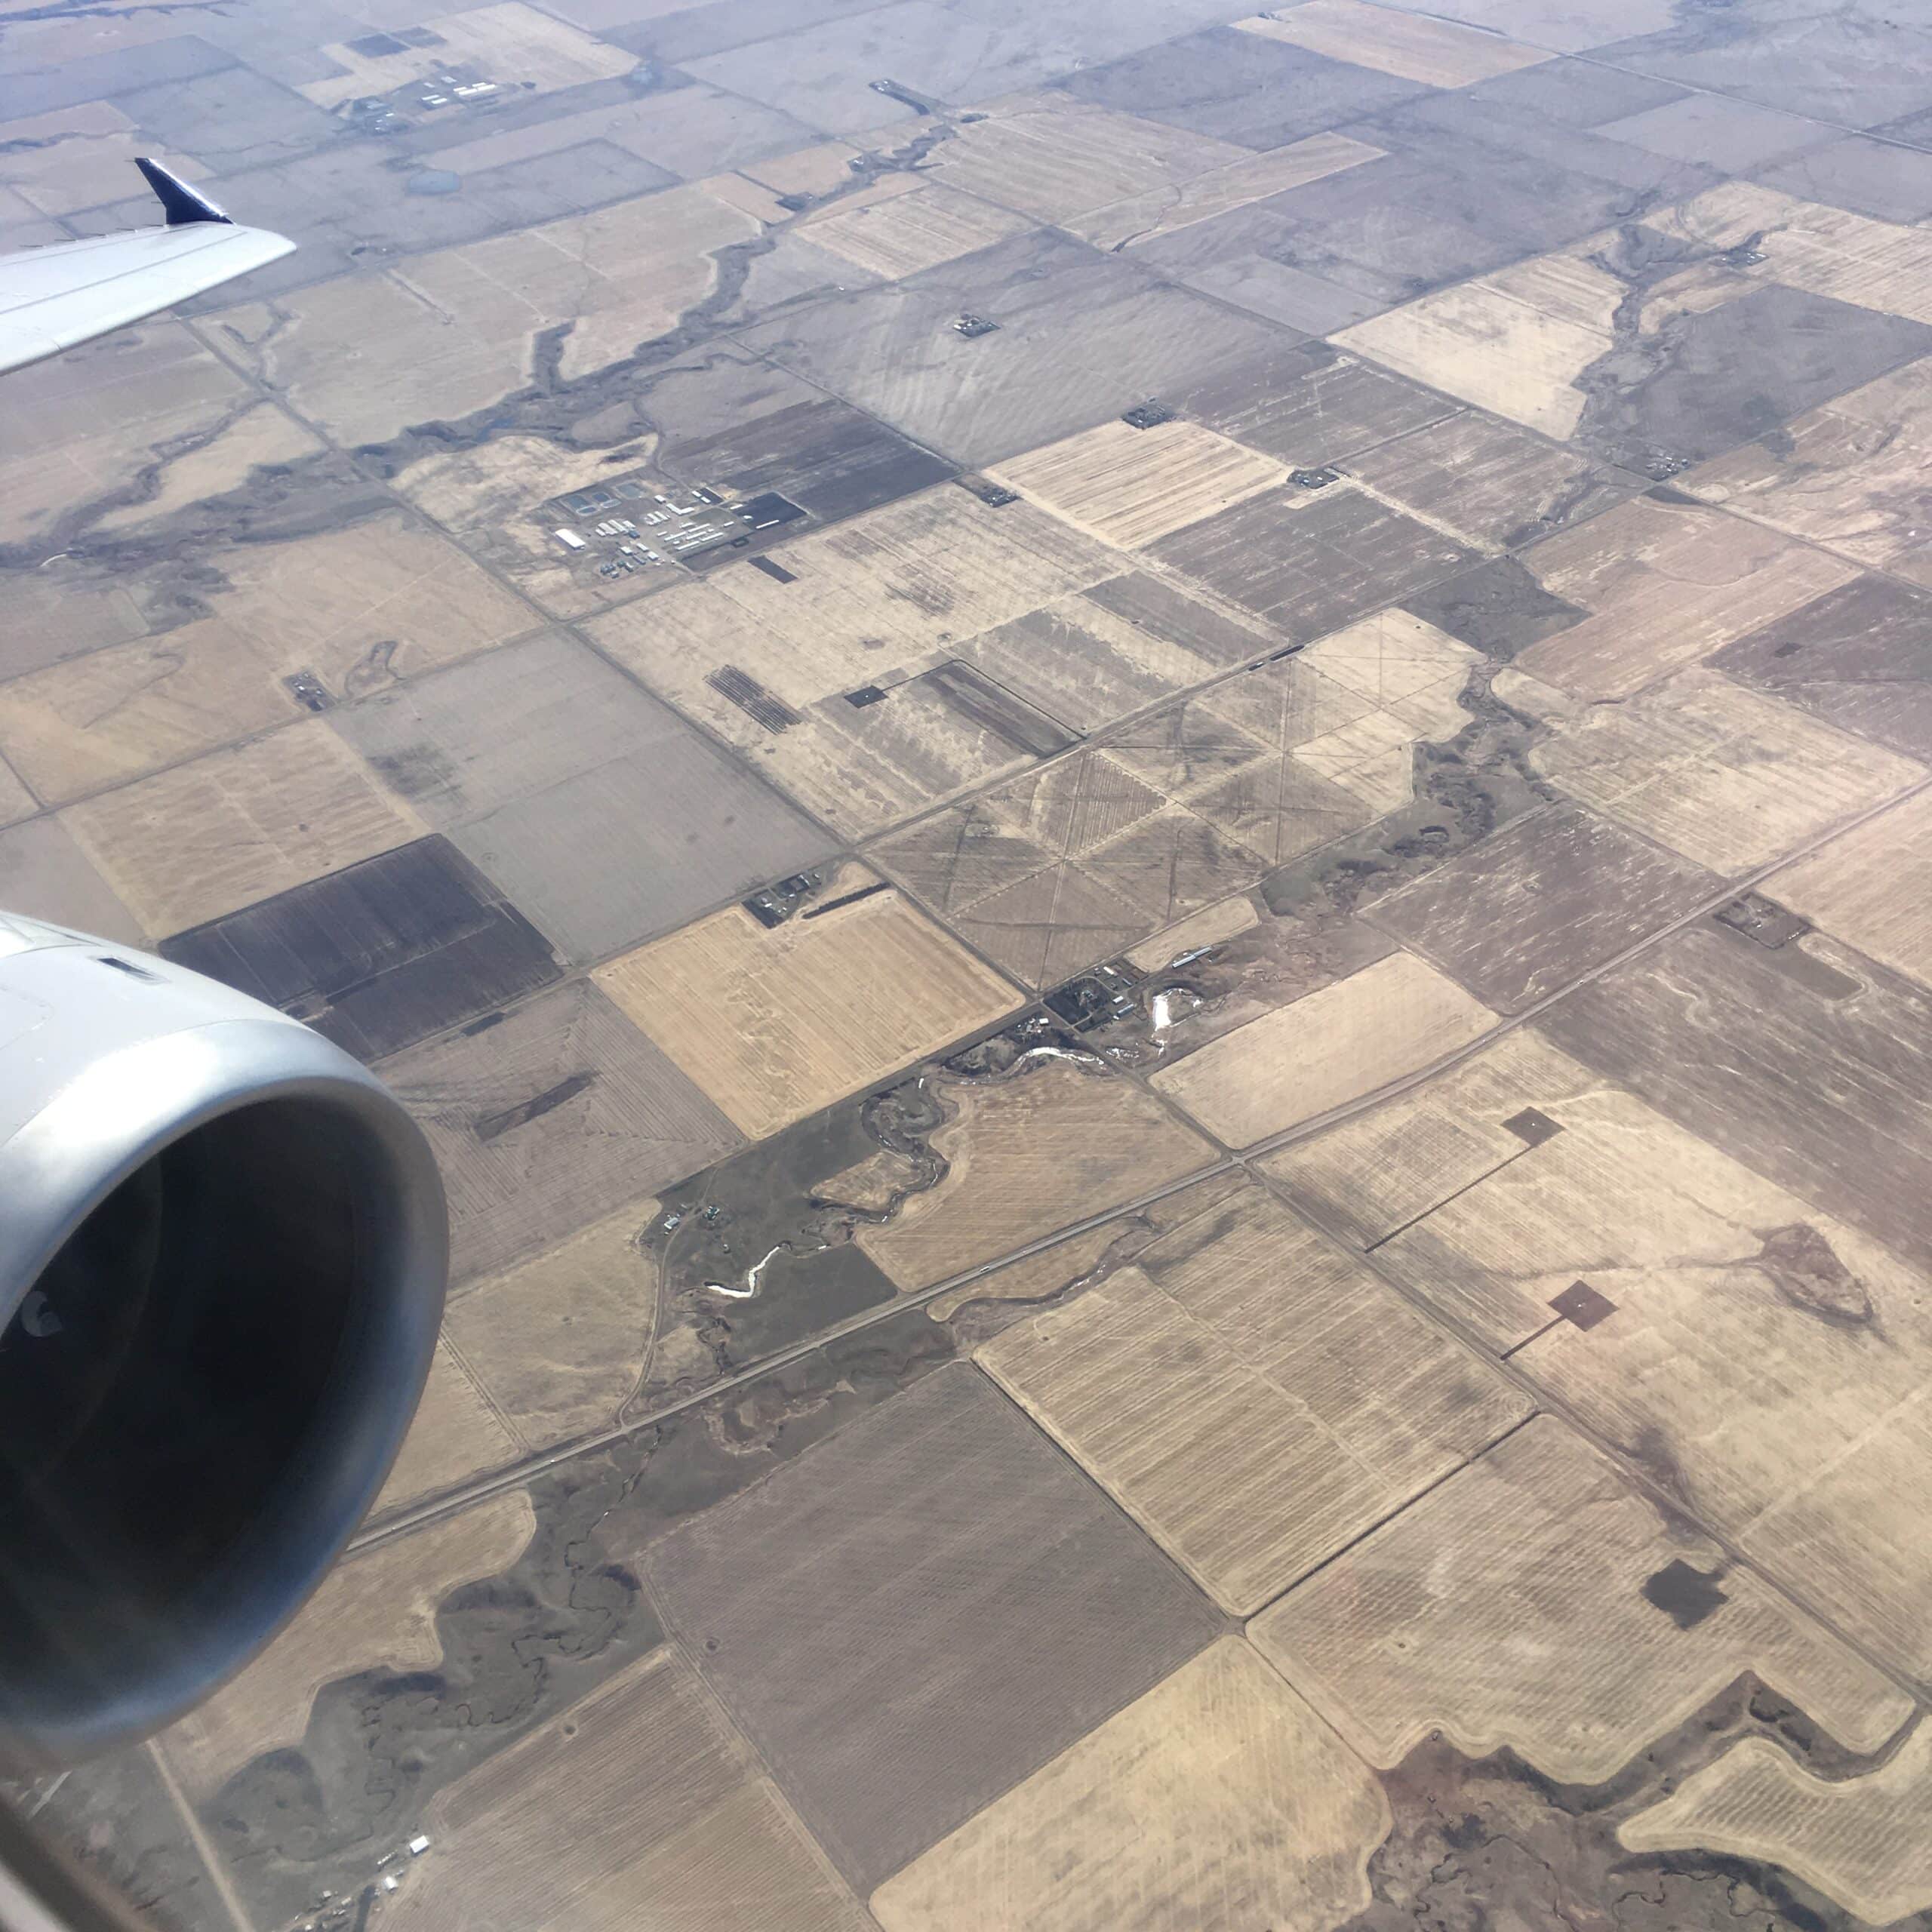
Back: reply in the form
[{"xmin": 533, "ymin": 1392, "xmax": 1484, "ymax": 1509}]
[{"xmin": 0, "ymin": 158, "xmax": 294, "ymax": 375}]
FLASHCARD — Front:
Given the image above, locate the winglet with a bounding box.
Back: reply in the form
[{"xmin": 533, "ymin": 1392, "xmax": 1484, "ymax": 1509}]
[{"xmin": 134, "ymin": 158, "xmax": 233, "ymax": 228}]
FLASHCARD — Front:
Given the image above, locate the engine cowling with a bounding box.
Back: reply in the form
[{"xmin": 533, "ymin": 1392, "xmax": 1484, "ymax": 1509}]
[{"xmin": 0, "ymin": 913, "xmax": 447, "ymax": 1767}]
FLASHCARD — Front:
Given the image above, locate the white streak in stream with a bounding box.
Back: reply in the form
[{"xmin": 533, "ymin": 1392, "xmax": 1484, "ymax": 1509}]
[{"xmin": 705, "ymin": 1244, "xmax": 785, "ymax": 1300}]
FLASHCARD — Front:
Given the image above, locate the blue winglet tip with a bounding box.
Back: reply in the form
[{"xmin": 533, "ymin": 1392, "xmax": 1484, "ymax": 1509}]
[{"xmin": 134, "ymin": 157, "xmax": 234, "ymax": 227}]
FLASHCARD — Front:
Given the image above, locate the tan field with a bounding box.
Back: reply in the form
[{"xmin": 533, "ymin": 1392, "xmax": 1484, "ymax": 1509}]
[
  {"xmin": 0, "ymin": 622, "xmax": 296, "ymax": 805},
  {"xmin": 601, "ymin": 569, "xmax": 1284, "ymax": 838},
  {"xmin": 920, "ymin": 1169, "xmax": 1248, "ymax": 1327},
  {"xmin": 593, "ymin": 490, "xmax": 1116, "ymax": 713},
  {"xmin": 211, "ymin": 181, "xmax": 766, "ymax": 445},
  {"xmin": 1235, "ymin": 0, "xmax": 1550, "ymax": 85},
  {"xmin": 1111, "ymin": 623, "xmax": 1463, "ymax": 823},
  {"xmin": 1687, "ymin": 355, "xmax": 1932, "ymax": 586},
  {"xmin": 957, "ymin": 579, "xmax": 1284, "ymax": 734},
  {"xmin": 1278, "ymin": 1022, "xmax": 1932, "ymax": 1680},
  {"xmin": 1298, "ymin": 607, "xmax": 1480, "ymax": 705},
  {"xmin": 1152, "ymin": 949, "xmax": 1497, "ymax": 1146},
  {"xmin": 803, "ymin": 180, "xmax": 1033, "ymax": 279},
  {"xmin": 1251, "ymin": 648, "xmax": 1469, "ymax": 817},
  {"xmin": 595, "ymin": 868, "xmax": 1021, "ymax": 1140},
  {"xmin": 1515, "ymin": 493, "xmax": 1857, "ymax": 698},
  {"xmin": 1657, "ymin": 181, "xmax": 1932, "ymax": 326},
  {"xmin": 92, "ymin": 401, "xmax": 325, "ymax": 535},
  {"xmin": 676, "ymin": 488, "xmax": 1118, "ymax": 686},
  {"xmin": 1066, "ymin": 132, "xmax": 1383, "ymax": 254},
  {"xmin": 1124, "ymin": 891, "xmax": 1260, "ymax": 971},
  {"xmin": 980, "ymin": 1189, "xmax": 1527, "ymax": 1611},
  {"xmin": 920, "ymin": 97, "xmax": 1259, "ymax": 226},
  {"xmin": 643, "ymin": 655, "xmax": 1061, "ymax": 838},
  {"xmin": 871, "ymin": 1641, "xmax": 1392, "ymax": 1931},
  {"xmin": 1772, "ymin": 788, "xmax": 1932, "ymax": 989},
  {"xmin": 2, "ymin": 571, "xmax": 152, "ymax": 680},
  {"xmin": 1334, "ymin": 251, "xmax": 1626, "ymax": 439},
  {"xmin": 857, "ymin": 1055, "xmax": 1215, "ymax": 1291},
  {"xmin": 741, "ymin": 143, "xmax": 867, "ymax": 199},
  {"xmin": 445, "ymin": 1198, "xmax": 662, "ymax": 1451},
  {"xmin": 1528, "ymin": 666, "xmax": 1924, "ymax": 872},
  {"xmin": 300, "ymin": 2, "xmax": 635, "ymax": 109},
  {"xmin": 60, "ymin": 718, "xmax": 423, "ymax": 934},
  {"xmin": 1741, "ymin": 1391, "xmax": 1932, "ymax": 1686},
  {"xmin": 1252, "ymin": 1418, "xmax": 1912, "ymax": 1784},
  {"xmin": 1623, "ymin": 1721, "xmax": 1932, "ymax": 1923},
  {"xmin": 1263, "ymin": 1029, "xmax": 1601, "ymax": 1246},
  {"xmin": 0, "ymin": 518, "xmax": 528, "ymax": 803},
  {"xmin": 380, "ymin": 980, "xmax": 740, "ymax": 1287},
  {"xmin": 380, "ymin": 1647, "xmax": 866, "ymax": 1932},
  {"xmin": 0, "ymin": 101, "xmax": 205, "ymax": 217},
  {"xmin": 158, "ymin": 1492, "xmax": 534, "ymax": 1797},
  {"xmin": 0, "ymin": 320, "xmax": 251, "ymax": 547},
  {"xmin": 198, "ymin": 514, "xmax": 536, "ymax": 695},
  {"xmin": 985, "ymin": 419, "xmax": 1289, "ymax": 551},
  {"xmin": 372, "ymin": 1341, "xmax": 524, "ymax": 1516}
]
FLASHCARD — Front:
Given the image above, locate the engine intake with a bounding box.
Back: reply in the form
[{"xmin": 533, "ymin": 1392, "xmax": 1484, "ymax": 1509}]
[{"xmin": 0, "ymin": 915, "xmax": 446, "ymax": 1767}]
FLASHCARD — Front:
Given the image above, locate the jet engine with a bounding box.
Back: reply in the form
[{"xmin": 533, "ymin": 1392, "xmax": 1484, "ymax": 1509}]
[{"xmin": 0, "ymin": 912, "xmax": 447, "ymax": 1769}]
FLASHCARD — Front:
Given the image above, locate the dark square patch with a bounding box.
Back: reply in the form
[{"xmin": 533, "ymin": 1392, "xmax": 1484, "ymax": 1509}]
[
  {"xmin": 1642, "ymin": 1558, "xmax": 1728, "ymax": 1629},
  {"xmin": 159, "ymin": 837, "xmax": 561, "ymax": 1063},
  {"xmin": 1549, "ymin": 1280, "xmax": 1617, "ymax": 1331},
  {"xmin": 1503, "ymin": 1107, "xmax": 1563, "ymax": 1146}
]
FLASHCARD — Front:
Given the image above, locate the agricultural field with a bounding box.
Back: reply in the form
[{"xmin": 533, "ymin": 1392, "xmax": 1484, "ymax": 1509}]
[{"xmin": 11, "ymin": 0, "xmax": 1932, "ymax": 1924}]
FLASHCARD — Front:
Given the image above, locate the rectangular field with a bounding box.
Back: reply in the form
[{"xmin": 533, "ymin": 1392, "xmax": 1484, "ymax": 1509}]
[
  {"xmin": 60, "ymin": 720, "xmax": 422, "ymax": 937},
  {"xmin": 1251, "ymin": 1419, "xmax": 1909, "ymax": 1783},
  {"xmin": 980, "ymin": 1191, "xmax": 1528, "ymax": 1611},
  {"xmin": 1151, "ymin": 950, "xmax": 1496, "ymax": 1146},
  {"xmin": 645, "ymin": 1365, "xmax": 1223, "ymax": 1890},
  {"xmin": 872, "ymin": 1641, "xmax": 1391, "ymax": 1932},
  {"xmin": 594, "ymin": 866, "xmax": 1021, "ymax": 1140}
]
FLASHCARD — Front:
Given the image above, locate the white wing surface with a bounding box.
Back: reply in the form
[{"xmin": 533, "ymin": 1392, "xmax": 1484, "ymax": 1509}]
[{"xmin": 0, "ymin": 160, "xmax": 293, "ymax": 374}]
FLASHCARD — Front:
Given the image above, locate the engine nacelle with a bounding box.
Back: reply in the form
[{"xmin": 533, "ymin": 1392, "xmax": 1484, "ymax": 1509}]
[{"xmin": 0, "ymin": 913, "xmax": 447, "ymax": 1767}]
